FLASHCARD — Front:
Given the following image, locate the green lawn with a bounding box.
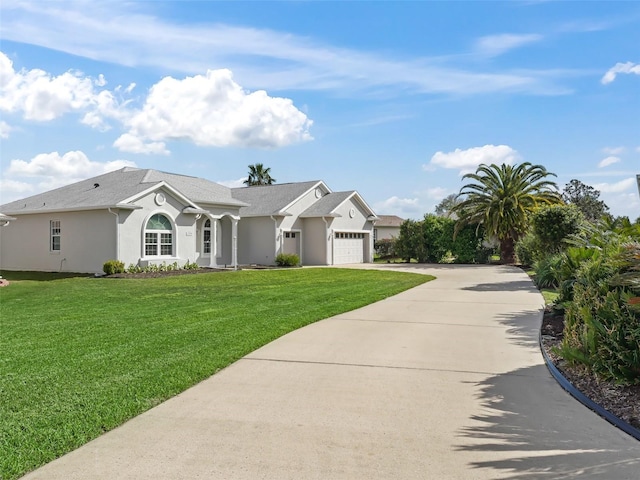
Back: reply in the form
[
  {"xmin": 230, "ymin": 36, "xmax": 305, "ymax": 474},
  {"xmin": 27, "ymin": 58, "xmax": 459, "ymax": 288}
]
[{"xmin": 0, "ymin": 268, "xmax": 432, "ymax": 479}]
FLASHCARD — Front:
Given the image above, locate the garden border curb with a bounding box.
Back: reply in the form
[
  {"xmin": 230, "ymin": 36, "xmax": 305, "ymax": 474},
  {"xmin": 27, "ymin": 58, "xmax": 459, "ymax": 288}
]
[{"xmin": 539, "ymin": 333, "xmax": 640, "ymax": 442}]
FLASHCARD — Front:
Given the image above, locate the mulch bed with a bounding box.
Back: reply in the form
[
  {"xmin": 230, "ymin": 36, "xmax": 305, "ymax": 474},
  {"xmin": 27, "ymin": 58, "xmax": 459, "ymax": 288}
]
[{"xmin": 540, "ymin": 307, "xmax": 640, "ymax": 430}]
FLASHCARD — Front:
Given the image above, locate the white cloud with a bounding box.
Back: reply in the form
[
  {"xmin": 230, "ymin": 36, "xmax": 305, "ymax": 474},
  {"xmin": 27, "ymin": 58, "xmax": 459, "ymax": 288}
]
[
  {"xmin": 6, "ymin": 150, "xmax": 135, "ymax": 181},
  {"xmin": 1, "ymin": 151, "xmax": 137, "ymax": 204},
  {"xmin": 592, "ymin": 177, "xmax": 636, "ymax": 193},
  {"xmin": 0, "ymin": 3, "xmax": 574, "ymax": 96},
  {"xmin": 0, "ymin": 51, "xmax": 120, "ymax": 123},
  {"xmin": 0, "ymin": 120, "xmax": 12, "ymax": 138},
  {"xmin": 602, "ymin": 146, "xmax": 625, "ymax": 155},
  {"xmin": 217, "ymin": 177, "xmax": 247, "ymax": 189},
  {"xmin": 601, "ymin": 62, "xmax": 640, "ymax": 85},
  {"xmin": 474, "ymin": 33, "xmax": 543, "ymax": 57},
  {"xmin": 113, "ymin": 133, "xmax": 169, "ymax": 155},
  {"xmin": 425, "ymin": 144, "xmax": 520, "ymax": 174},
  {"xmin": 425, "ymin": 187, "xmax": 450, "ymax": 199},
  {"xmin": 123, "ymin": 69, "xmax": 313, "ymax": 149},
  {"xmin": 373, "ymin": 196, "xmax": 421, "ymax": 218},
  {"xmin": 598, "ymin": 156, "xmax": 621, "ymax": 168},
  {"xmin": 0, "ymin": 178, "xmax": 34, "ymax": 203}
]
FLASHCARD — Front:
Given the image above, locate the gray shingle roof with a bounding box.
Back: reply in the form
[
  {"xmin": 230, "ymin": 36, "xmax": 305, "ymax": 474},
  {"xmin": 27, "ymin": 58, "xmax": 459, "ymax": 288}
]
[
  {"xmin": 376, "ymin": 215, "xmax": 405, "ymax": 227},
  {"xmin": 0, "ymin": 167, "xmax": 246, "ymax": 214},
  {"xmin": 231, "ymin": 181, "xmax": 322, "ymax": 216},
  {"xmin": 300, "ymin": 191, "xmax": 354, "ymax": 217}
]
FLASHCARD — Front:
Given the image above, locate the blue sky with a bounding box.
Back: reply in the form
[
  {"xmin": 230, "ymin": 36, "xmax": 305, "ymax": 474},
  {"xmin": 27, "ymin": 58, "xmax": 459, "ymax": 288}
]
[{"xmin": 1, "ymin": 0, "xmax": 639, "ymax": 219}]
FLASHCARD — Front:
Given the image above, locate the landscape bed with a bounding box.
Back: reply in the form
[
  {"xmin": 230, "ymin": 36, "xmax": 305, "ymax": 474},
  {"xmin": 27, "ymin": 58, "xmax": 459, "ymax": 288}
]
[{"xmin": 0, "ymin": 268, "xmax": 432, "ymax": 480}]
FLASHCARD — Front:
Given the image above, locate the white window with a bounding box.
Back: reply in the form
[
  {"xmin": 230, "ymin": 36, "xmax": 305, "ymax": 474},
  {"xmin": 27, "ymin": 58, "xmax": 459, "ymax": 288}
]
[
  {"xmin": 373, "ymin": 228, "xmax": 378, "ymax": 242},
  {"xmin": 145, "ymin": 214, "xmax": 173, "ymax": 256},
  {"xmin": 203, "ymin": 219, "xmax": 211, "ymax": 254},
  {"xmin": 285, "ymin": 232, "xmax": 297, "ymax": 238},
  {"xmin": 50, "ymin": 220, "xmax": 61, "ymax": 251}
]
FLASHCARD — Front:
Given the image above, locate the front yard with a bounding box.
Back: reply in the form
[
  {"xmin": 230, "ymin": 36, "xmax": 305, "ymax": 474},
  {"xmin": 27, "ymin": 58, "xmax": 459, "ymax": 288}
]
[{"xmin": 0, "ymin": 268, "xmax": 432, "ymax": 480}]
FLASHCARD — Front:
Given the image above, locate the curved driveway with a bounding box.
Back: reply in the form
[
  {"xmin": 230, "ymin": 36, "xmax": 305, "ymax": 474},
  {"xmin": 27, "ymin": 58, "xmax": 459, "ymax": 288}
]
[{"xmin": 23, "ymin": 265, "xmax": 640, "ymax": 479}]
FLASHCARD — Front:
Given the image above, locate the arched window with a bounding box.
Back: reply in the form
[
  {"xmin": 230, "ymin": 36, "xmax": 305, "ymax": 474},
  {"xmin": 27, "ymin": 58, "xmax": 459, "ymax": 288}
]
[
  {"xmin": 203, "ymin": 219, "xmax": 211, "ymax": 254},
  {"xmin": 145, "ymin": 214, "xmax": 173, "ymax": 256}
]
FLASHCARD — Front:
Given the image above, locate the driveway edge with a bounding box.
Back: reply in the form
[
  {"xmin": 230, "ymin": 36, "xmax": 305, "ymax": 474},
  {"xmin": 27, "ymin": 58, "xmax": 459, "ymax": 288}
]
[{"xmin": 539, "ymin": 333, "xmax": 640, "ymax": 441}]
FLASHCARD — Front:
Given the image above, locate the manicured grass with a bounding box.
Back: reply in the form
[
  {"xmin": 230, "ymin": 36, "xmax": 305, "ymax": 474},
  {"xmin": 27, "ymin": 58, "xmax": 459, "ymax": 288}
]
[
  {"xmin": 541, "ymin": 288, "xmax": 559, "ymax": 305},
  {"xmin": 0, "ymin": 268, "xmax": 432, "ymax": 479}
]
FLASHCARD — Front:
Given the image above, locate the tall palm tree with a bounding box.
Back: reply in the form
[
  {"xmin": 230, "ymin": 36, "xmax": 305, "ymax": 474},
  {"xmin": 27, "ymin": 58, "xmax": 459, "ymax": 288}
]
[
  {"xmin": 244, "ymin": 163, "xmax": 276, "ymax": 186},
  {"xmin": 452, "ymin": 162, "xmax": 561, "ymax": 264}
]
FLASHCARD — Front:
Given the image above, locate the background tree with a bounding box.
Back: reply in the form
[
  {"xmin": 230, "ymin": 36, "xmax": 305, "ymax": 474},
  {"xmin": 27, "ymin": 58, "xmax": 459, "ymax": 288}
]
[
  {"xmin": 244, "ymin": 163, "xmax": 276, "ymax": 186},
  {"xmin": 562, "ymin": 179, "xmax": 609, "ymax": 222},
  {"xmin": 452, "ymin": 162, "xmax": 561, "ymax": 264},
  {"xmin": 434, "ymin": 194, "xmax": 461, "ymax": 219}
]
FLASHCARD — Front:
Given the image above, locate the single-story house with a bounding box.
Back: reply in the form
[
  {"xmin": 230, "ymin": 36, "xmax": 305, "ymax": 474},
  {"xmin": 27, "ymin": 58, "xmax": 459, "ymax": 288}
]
[
  {"xmin": 232, "ymin": 181, "xmax": 378, "ymax": 266},
  {"xmin": 0, "ymin": 167, "xmax": 378, "ymax": 273},
  {"xmin": 373, "ymin": 215, "xmax": 404, "ymax": 242}
]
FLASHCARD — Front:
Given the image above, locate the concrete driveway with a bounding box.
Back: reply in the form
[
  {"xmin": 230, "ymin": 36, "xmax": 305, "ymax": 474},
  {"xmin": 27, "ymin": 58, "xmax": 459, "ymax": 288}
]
[{"xmin": 22, "ymin": 265, "xmax": 640, "ymax": 479}]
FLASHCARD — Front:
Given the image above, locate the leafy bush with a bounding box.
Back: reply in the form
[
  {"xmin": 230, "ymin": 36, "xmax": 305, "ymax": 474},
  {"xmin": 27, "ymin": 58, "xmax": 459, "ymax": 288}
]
[
  {"xmin": 183, "ymin": 260, "xmax": 200, "ymax": 270},
  {"xmin": 554, "ymin": 240, "xmax": 640, "ymax": 384},
  {"xmin": 374, "ymin": 238, "xmax": 397, "ymax": 258},
  {"xmin": 532, "ymin": 204, "xmax": 583, "ymax": 254},
  {"xmin": 103, "ymin": 260, "xmax": 125, "ymax": 275},
  {"xmin": 515, "ymin": 232, "xmax": 542, "ymax": 267},
  {"xmin": 275, "ymin": 253, "xmax": 300, "ymax": 267}
]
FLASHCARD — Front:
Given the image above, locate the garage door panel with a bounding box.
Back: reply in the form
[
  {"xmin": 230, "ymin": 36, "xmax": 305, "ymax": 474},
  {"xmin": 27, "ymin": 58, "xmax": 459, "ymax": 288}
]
[{"xmin": 334, "ymin": 232, "xmax": 365, "ymax": 264}]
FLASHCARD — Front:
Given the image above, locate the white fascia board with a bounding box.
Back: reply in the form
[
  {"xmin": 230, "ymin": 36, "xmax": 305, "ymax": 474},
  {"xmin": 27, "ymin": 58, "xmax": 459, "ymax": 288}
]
[
  {"xmin": 2, "ymin": 205, "xmax": 143, "ymax": 215},
  {"xmin": 280, "ymin": 181, "xmax": 331, "ymax": 213},
  {"xmin": 121, "ymin": 181, "xmax": 202, "ymax": 210}
]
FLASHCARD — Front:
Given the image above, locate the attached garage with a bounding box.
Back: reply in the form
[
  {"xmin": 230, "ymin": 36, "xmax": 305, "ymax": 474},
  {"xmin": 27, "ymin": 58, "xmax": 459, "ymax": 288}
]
[{"xmin": 333, "ymin": 232, "xmax": 366, "ymax": 264}]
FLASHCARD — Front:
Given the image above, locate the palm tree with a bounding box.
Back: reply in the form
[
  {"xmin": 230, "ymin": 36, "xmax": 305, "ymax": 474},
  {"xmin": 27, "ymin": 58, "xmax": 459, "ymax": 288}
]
[
  {"xmin": 452, "ymin": 162, "xmax": 561, "ymax": 264},
  {"xmin": 244, "ymin": 163, "xmax": 276, "ymax": 186}
]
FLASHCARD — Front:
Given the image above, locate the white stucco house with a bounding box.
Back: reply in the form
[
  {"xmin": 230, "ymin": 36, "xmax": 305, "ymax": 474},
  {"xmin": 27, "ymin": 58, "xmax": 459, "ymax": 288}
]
[
  {"xmin": 373, "ymin": 215, "xmax": 404, "ymax": 242},
  {"xmin": 0, "ymin": 167, "xmax": 378, "ymax": 273},
  {"xmin": 232, "ymin": 181, "xmax": 378, "ymax": 266}
]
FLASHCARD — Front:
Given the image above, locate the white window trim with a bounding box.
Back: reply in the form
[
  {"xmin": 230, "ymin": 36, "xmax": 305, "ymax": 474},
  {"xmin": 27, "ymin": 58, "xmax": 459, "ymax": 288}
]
[
  {"xmin": 50, "ymin": 219, "xmax": 61, "ymax": 254},
  {"xmin": 142, "ymin": 211, "xmax": 177, "ymax": 259}
]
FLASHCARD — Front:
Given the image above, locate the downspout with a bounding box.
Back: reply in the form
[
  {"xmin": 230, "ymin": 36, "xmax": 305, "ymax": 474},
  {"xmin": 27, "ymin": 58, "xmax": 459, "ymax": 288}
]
[
  {"xmin": 270, "ymin": 215, "xmax": 280, "ymax": 263},
  {"xmin": 108, "ymin": 208, "xmax": 120, "ymax": 261},
  {"xmin": 321, "ymin": 216, "xmax": 331, "ymax": 266}
]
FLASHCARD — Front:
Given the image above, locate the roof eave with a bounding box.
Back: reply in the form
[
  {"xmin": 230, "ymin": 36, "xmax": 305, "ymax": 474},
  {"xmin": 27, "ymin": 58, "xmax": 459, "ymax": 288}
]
[{"xmin": 1, "ymin": 204, "xmax": 143, "ymax": 215}]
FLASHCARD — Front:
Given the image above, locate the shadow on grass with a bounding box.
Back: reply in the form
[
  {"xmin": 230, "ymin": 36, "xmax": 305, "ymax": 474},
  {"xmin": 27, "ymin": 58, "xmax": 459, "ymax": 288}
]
[{"xmin": 0, "ymin": 270, "xmax": 91, "ymax": 281}]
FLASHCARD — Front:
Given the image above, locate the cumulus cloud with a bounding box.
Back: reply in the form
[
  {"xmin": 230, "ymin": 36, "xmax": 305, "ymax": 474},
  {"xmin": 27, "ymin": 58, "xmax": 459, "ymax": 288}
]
[
  {"xmin": 113, "ymin": 133, "xmax": 169, "ymax": 155},
  {"xmin": 217, "ymin": 177, "xmax": 247, "ymax": 188},
  {"xmin": 0, "ymin": 120, "xmax": 12, "ymax": 138},
  {"xmin": 592, "ymin": 177, "xmax": 636, "ymax": 193},
  {"xmin": 598, "ymin": 156, "xmax": 621, "ymax": 168},
  {"xmin": 0, "ymin": 178, "xmax": 34, "ymax": 203},
  {"xmin": 601, "ymin": 62, "xmax": 640, "ymax": 84},
  {"xmin": 373, "ymin": 196, "xmax": 421, "ymax": 218},
  {"xmin": 425, "ymin": 187, "xmax": 450, "ymax": 199},
  {"xmin": 1, "ymin": 151, "xmax": 137, "ymax": 204},
  {"xmin": 475, "ymin": 33, "xmax": 543, "ymax": 57},
  {"xmin": 425, "ymin": 144, "xmax": 520, "ymax": 174},
  {"xmin": 121, "ymin": 69, "xmax": 312, "ymax": 150},
  {"xmin": 6, "ymin": 150, "xmax": 136, "ymax": 183},
  {"xmin": 0, "ymin": 51, "xmax": 122, "ymax": 125}
]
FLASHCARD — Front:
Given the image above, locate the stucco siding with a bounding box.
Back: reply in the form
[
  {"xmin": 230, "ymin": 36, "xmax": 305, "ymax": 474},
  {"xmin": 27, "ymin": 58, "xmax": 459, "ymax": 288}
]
[
  {"xmin": 375, "ymin": 226, "xmax": 400, "ymax": 241},
  {"xmin": 237, "ymin": 217, "xmax": 277, "ymax": 265},
  {"xmin": 302, "ymin": 218, "xmax": 328, "ymax": 265},
  {"xmin": 0, "ymin": 210, "xmax": 116, "ymax": 273}
]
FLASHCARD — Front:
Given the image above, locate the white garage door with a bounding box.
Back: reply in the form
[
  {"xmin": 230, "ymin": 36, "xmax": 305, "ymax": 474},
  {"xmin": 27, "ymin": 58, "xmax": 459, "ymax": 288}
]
[{"xmin": 334, "ymin": 232, "xmax": 365, "ymax": 264}]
